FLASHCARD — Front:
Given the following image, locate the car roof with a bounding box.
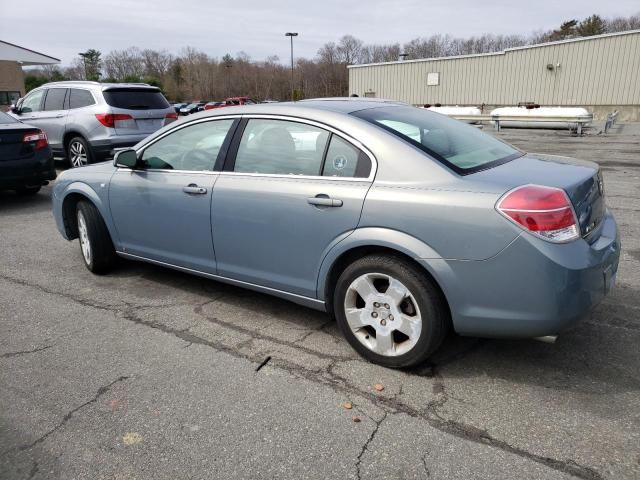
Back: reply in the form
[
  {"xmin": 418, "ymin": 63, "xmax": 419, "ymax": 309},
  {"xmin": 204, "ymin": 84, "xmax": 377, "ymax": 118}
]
[{"xmin": 39, "ymin": 81, "xmax": 160, "ymax": 91}]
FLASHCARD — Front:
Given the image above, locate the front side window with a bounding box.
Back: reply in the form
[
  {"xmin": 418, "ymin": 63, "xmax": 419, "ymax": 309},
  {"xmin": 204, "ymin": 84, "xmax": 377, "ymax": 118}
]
[
  {"xmin": 20, "ymin": 90, "xmax": 44, "ymax": 113},
  {"xmin": 141, "ymin": 119, "xmax": 235, "ymax": 171},
  {"xmin": 234, "ymin": 119, "xmax": 330, "ymax": 175},
  {"xmin": 43, "ymin": 88, "xmax": 67, "ymax": 111},
  {"xmin": 69, "ymin": 89, "xmax": 95, "ymax": 109},
  {"xmin": 353, "ymin": 106, "xmax": 522, "ymax": 174}
]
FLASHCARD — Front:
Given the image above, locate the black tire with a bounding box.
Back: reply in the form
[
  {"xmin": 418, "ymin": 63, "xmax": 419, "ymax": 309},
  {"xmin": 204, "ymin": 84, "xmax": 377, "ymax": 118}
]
[
  {"xmin": 333, "ymin": 254, "xmax": 449, "ymax": 368},
  {"xmin": 15, "ymin": 185, "xmax": 41, "ymax": 195},
  {"xmin": 76, "ymin": 200, "xmax": 117, "ymax": 274},
  {"xmin": 67, "ymin": 136, "xmax": 93, "ymax": 168}
]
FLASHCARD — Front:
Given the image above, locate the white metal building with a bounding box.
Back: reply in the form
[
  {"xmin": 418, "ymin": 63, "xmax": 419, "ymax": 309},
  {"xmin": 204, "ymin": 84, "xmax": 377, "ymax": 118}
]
[{"xmin": 348, "ymin": 30, "xmax": 640, "ymax": 121}]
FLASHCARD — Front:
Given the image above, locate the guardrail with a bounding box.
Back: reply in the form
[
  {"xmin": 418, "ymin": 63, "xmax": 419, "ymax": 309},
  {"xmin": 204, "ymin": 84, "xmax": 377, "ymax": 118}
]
[
  {"xmin": 446, "ymin": 113, "xmax": 594, "ymax": 136},
  {"xmin": 604, "ymin": 110, "xmax": 618, "ymax": 133}
]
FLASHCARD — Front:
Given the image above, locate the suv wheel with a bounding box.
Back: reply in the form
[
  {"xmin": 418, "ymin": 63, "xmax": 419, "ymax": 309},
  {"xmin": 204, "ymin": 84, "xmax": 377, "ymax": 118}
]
[
  {"xmin": 67, "ymin": 136, "xmax": 92, "ymax": 168},
  {"xmin": 76, "ymin": 200, "xmax": 117, "ymax": 274},
  {"xmin": 334, "ymin": 255, "xmax": 449, "ymax": 368}
]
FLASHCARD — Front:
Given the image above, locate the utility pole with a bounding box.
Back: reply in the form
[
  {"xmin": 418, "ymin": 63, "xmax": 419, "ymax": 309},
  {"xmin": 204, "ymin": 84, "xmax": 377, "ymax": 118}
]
[{"xmin": 285, "ymin": 32, "xmax": 298, "ymax": 101}]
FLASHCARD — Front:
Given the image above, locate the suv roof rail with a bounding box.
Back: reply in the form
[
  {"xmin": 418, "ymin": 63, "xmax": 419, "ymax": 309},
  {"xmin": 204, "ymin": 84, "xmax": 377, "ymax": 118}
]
[{"xmin": 44, "ymin": 80, "xmax": 102, "ymax": 85}]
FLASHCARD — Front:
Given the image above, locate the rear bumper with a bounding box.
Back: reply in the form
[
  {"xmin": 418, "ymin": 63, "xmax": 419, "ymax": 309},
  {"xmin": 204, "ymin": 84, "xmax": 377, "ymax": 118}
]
[
  {"xmin": 90, "ymin": 134, "xmax": 150, "ymax": 160},
  {"xmin": 0, "ymin": 151, "xmax": 56, "ymax": 189},
  {"xmin": 427, "ymin": 211, "xmax": 620, "ymax": 338}
]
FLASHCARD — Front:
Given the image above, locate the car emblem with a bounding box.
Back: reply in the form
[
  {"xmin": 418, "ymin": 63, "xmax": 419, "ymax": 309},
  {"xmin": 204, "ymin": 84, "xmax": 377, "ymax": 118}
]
[{"xmin": 333, "ymin": 155, "xmax": 347, "ymax": 170}]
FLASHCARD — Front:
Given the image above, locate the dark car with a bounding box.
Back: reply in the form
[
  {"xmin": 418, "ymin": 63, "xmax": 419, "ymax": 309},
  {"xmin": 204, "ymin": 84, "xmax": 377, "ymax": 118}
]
[
  {"xmin": 173, "ymin": 102, "xmax": 188, "ymax": 113},
  {"xmin": 0, "ymin": 111, "xmax": 55, "ymax": 195},
  {"xmin": 179, "ymin": 102, "xmax": 206, "ymax": 115}
]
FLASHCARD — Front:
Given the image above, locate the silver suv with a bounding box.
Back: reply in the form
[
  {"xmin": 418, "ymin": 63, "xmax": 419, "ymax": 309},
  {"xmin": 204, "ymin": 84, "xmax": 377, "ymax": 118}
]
[{"xmin": 9, "ymin": 81, "xmax": 176, "ymax": 167}]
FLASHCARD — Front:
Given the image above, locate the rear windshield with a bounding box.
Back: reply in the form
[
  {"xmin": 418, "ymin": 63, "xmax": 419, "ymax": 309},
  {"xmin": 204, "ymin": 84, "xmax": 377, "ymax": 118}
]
[
  {"xmin": 102, "ymin": 88, "xmax": 170, "ymax": 110},
  {"xmin": 0, "ymin": 112, "xmax": 17, "ymax": 124},
  {"xmin": 353, "ymin": 106, "xmax": 522, "ymax": 174}
]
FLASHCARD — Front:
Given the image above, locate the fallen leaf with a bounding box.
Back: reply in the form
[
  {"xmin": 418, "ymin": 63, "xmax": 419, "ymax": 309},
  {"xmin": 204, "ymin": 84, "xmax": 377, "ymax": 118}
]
[
  {"xmin": 374, "ymin": 383, "xmax": 385, "ymax": 392},
  {"xmin": 122, "ymin": 432, "xmax": 142, "ymax": 445},
  {"xmin": 352, "ymin": 416, "xmax": 361, "ymax": 423},
  {"xmin": 343, "ymin": 402, "xmax": 353, "ymax": 410}
]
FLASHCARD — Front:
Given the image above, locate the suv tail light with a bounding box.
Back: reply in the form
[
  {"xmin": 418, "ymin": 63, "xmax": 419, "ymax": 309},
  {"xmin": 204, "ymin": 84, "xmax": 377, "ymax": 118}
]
[
  {"xmin": 23, "ymin": 131, "xmax": 48, "ymax": 150},
  {"xmin": 496, "ymin": 185, "xmax": 579, "ymax": 243},
  {"xmin": 164, "ymin": 111, "xmax": 177, "ymax": 125},
  {"xmin": 95, "ymin": 113, "xmax": 134, "ymax": 128}
]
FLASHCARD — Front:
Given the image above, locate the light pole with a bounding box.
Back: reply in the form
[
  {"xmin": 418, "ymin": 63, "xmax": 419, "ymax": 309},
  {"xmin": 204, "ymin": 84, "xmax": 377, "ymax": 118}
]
[
  {"xmin": 285, "ymin": 32, "xmax": 298, "ymax": 101},
  {"xmin": 78, "ymin": 52, "xmax": 88, "ymax": 80}
]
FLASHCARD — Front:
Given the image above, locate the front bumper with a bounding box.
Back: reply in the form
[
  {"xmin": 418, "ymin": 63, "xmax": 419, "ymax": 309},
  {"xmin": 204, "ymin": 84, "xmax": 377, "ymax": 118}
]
[
  {"xmin": 0, "ymin": 151, "xmax": 56, "ymax": 189},
  {"xmin": 427, "ymin": 210, "xmax": 620, "ymax": 338}
]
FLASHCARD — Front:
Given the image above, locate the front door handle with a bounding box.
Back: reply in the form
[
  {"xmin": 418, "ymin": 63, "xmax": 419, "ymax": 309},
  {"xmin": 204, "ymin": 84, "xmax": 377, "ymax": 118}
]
[
  {"xmin": 183, "ymin": 184, "xmax": 207, "ymax": 195},
  {"xmin": 307, "ymin": 195, "xmax": 343, "ymax": 207}
]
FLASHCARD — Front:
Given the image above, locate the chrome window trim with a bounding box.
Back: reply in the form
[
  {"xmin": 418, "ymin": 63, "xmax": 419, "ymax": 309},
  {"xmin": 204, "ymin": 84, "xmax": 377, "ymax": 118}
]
[{"xmin": 130, "ymin": 113, "xmax": 378, "ymax": 181}]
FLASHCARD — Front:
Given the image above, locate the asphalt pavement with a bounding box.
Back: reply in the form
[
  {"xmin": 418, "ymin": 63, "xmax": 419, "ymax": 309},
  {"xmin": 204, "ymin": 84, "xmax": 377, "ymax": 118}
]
[{"xmin": 1, "ymin": 122, "xmax": 639, "ymax": 479}]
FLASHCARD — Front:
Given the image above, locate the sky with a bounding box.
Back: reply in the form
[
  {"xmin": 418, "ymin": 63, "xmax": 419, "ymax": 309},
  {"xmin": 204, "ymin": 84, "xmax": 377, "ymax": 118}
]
[{"xmin": 1, "ymin": 0, "xmax": 639, "ymax": 66}]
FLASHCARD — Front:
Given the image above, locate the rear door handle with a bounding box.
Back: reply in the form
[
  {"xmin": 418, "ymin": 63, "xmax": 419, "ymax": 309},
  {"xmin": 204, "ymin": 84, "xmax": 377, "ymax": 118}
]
[
  {"xmin": 307, "ymin": 195, "xmax": 343, "ymax": 207},
  {"xmin": 183, "ymin": 184, "xmax": 207, "ymax": 195}
]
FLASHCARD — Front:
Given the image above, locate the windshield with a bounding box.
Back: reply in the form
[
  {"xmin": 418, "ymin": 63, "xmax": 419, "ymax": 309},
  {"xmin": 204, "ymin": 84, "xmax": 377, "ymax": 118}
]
[
  {"xmin": 102, "ymin": 88, "xmax": 170, "ymax": 110},
  {"xmin": 353, "ymin": 106, "xmax": 522, "ymax": 174},
  {"xmin": 0, "ymin": 112, "xmax": 18, "ymax": 124}
]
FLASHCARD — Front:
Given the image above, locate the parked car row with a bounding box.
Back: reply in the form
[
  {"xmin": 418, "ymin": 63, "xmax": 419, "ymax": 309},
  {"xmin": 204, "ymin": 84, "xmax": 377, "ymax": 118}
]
[{"xmin": 173, "ymin": 97, "xmax": 258, "ymax": 115}]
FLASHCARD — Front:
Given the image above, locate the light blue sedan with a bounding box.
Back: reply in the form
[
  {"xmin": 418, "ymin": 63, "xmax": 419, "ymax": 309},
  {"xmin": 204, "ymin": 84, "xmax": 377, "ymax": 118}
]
[{"xmin": 52, "ymin": 99, "xmax": 620, "ymax": 367}]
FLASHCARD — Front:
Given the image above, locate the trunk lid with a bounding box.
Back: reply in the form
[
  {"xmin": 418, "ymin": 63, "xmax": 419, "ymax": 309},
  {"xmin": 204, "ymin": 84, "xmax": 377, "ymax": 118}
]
[
  {"xmin": 0, "ymin": 124, "xmax": 39, "ymax": 161},
  {"xmin": 471, "ymin": 153, "xmax": 606, "ymax": 240}
]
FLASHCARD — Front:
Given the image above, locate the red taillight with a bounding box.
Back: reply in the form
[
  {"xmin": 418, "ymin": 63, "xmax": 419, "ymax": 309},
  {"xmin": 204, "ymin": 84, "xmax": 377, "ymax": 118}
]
[
  {"xmin": 165, "ymin": 112, "xmax": 178, "ymax": 120},
  {"xmin": 497, "ymin": 185, "xmax": 579, "ymax": 243},
  {"xmin": 23, "ymin": 131, "xmax": 48, "ymax": 150},
  {"xmin": 95, "ymin": 113, "xmax": 133, "ymax": 128}
]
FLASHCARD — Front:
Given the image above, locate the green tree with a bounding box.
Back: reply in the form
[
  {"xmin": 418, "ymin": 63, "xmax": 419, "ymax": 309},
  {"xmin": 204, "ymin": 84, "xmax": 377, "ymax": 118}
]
[
  {"xmin": 577, "ymin": 15, "xmax": 606, "ymax": 36},
  {"xmin": 24, "ymin": 75, "xmax": 48, "ymax": 92},
  {"xmin": 78, "ymin": 49, "xmax": 102, "ymax": 81}
]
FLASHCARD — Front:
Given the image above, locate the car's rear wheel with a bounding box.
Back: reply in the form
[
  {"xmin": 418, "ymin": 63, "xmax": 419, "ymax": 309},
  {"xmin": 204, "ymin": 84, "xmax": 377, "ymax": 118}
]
[
  {"xmin": 76, "ymin": 200, "xmax": 117, "ymax": 274},
  {"xmin": 334, "ymin": 255, "xmax": 448, "ymax": 368},
  {"xmin": 67, "ymin": 136, "xmax": 92, "ymax": 168}
]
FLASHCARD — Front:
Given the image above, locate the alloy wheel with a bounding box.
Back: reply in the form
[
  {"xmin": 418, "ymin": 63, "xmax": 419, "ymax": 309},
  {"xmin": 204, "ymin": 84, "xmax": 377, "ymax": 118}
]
[
  {"xmin": 69, "ymin": 141, "xmax": 88, "ymax": 167},
  {"xmin": 343, "ymin": 273, "xmax": 422, "ymax": 357},
  {"xmin": 77, "ymin": 210, "xmax": 92, "ymax": 265}
]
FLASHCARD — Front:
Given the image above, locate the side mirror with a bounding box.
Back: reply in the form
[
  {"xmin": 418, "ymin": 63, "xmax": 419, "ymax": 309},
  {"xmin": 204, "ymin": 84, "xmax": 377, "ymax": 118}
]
[
  {"xmin": 114, "ymin": 149, "xmax": 139, "ymax": 169},
  {"xmin": 10, "ymin": 104, "xmax": 20, "ymax": 114}
]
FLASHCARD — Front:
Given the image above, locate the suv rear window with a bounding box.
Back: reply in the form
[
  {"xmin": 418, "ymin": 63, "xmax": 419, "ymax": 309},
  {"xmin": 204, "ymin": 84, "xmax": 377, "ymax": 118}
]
[
  {"xmin": 353, "ymin": 106, "xmax": 522, "ymax": 174},
  {"xmin": 103, "ymin": 88, "xmax": 170, "ymax": 110}
]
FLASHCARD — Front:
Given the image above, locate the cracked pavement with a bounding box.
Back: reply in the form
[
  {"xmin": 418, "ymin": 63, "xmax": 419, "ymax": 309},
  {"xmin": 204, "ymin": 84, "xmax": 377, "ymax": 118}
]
[{"xmin": 1, "ymin": 123, "xmax": 639, "ymax": 479}]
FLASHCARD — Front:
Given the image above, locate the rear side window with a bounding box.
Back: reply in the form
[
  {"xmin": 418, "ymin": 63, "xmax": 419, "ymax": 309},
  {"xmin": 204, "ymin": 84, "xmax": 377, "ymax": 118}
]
[
  {"xmin": 353, "ymin": 106, "xmax": 522, "ymax": 174},
  {"xmin": 234, "ymin": 119, "xmax": 330, "ymax": 176},
  {"xmin": 69, "ymin": 89, "xmax": 95, "ymax": 109},
  {"xmin": 322, "ymin": 136, "xmax": 371, "ymax": 178},
  {"xmin": 43, "ymin": 88, "xmax": 67, "ymax": 111},
  {"xmin": 103, "ymin": 88, "xmax": 170, "ymax": 110}
]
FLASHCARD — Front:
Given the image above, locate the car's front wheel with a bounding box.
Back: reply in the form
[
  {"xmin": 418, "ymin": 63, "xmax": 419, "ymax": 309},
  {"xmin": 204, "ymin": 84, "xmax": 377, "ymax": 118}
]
[
  {"xmin": 76, "ymin": 200, "xmax": 117, "ymax": 274},
  {"xmin": 334, "ymin": 255, "xmax": 449, "ymax": 368},
  {"xmin": 67, "ymin": 136, "xmax": 92, "ymax": 168}
]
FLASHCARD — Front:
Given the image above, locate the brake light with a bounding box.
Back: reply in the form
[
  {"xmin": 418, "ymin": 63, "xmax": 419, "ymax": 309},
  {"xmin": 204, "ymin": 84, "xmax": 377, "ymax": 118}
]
[
  {"xmin": 164, "ymin": 111, "xmax": 177, "ymax": 125},
  {"xmin": 95, "ymin": 113, "xmax": 134, "ymax": 128},
  {"xmin": 496, "ymin": 185, "xmax": 579, "ymax": 243},
  {"xmin": 23, "ymin": 131, "xmax": 48, "ymax": 150}
]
